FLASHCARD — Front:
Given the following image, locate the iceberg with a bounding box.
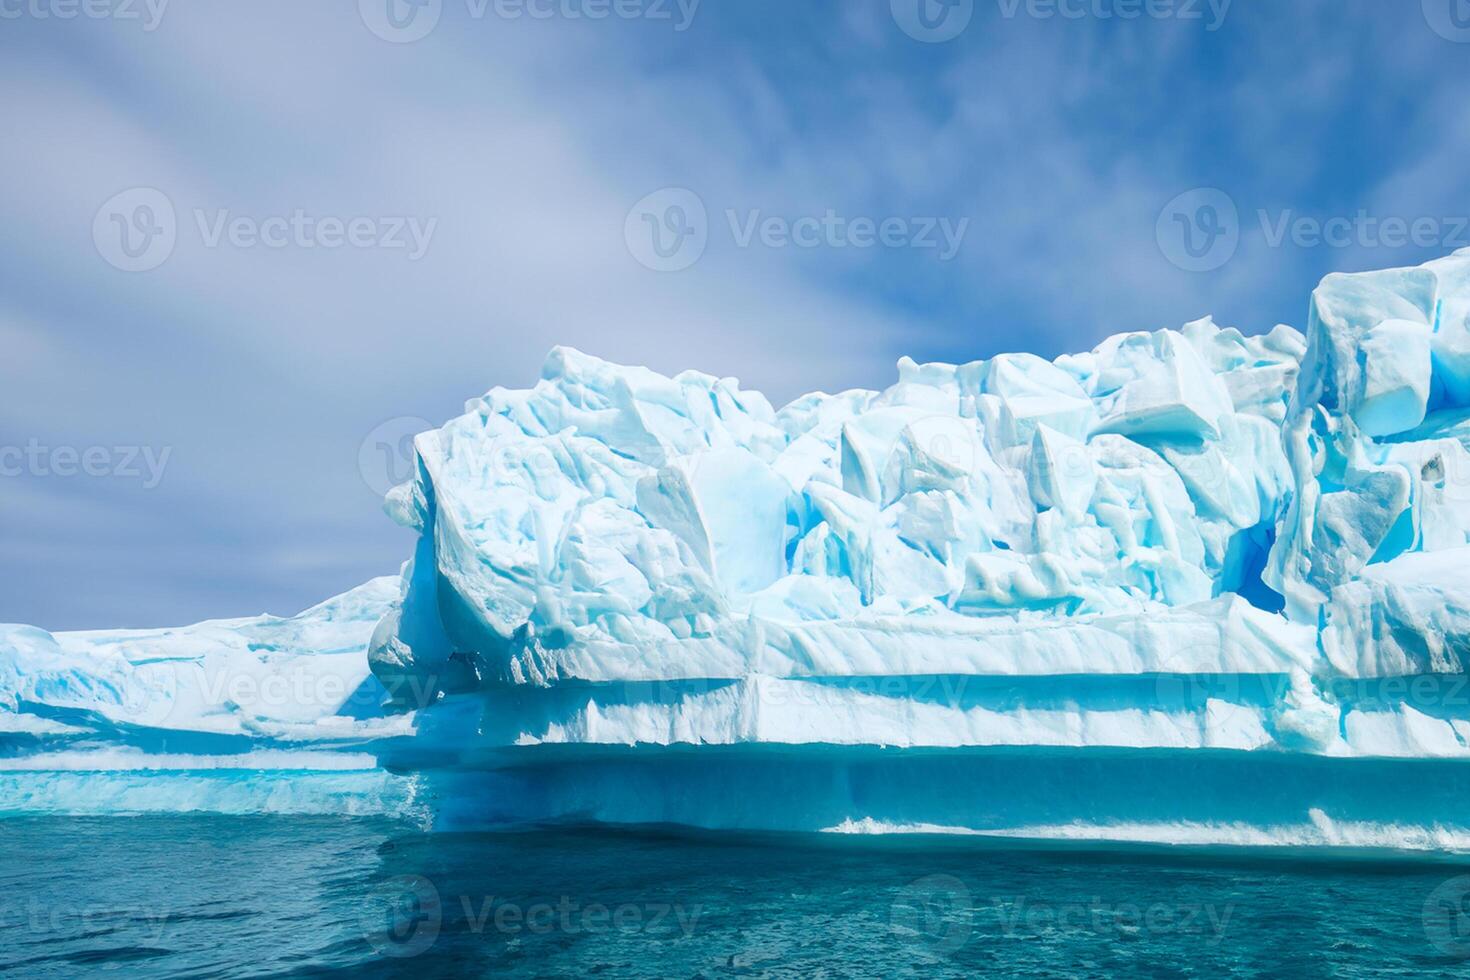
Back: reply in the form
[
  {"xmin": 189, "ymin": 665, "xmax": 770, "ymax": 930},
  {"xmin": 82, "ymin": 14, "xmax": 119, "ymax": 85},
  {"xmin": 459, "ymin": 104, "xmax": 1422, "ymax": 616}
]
[
  {"xmin": 6, "ymin": 249, "xmax": 1470, "ymax": 847},
  {"xmin": 0, "ymin": 578, "xmax": 419, "ymax": 817}
]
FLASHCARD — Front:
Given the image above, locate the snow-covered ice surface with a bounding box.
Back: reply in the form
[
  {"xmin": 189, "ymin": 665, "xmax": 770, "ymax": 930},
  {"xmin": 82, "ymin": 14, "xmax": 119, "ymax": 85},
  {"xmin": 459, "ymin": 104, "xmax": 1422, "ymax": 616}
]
[
  {"xmin": 0, "ymin": 578, "xmax": 422, "ymax": 818},
  {"xmin": 7, "ymin": 250, "xmax": 1470, "ymax": 847}
]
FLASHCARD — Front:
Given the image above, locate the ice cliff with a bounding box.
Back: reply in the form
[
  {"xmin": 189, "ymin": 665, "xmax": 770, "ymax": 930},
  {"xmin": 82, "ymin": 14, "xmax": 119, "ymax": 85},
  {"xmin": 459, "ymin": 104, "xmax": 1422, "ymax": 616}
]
[{"xmin": 6, "ymin": 250, "xmax": 1470, "ymax": 847}]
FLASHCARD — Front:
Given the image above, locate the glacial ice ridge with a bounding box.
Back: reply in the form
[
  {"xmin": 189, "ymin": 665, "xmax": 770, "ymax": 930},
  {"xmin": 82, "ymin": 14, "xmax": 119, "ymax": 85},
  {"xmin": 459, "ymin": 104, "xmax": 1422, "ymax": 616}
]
[{"xmin": 5, "ymin": 249, "xmax": 1470, "ymax": 843}]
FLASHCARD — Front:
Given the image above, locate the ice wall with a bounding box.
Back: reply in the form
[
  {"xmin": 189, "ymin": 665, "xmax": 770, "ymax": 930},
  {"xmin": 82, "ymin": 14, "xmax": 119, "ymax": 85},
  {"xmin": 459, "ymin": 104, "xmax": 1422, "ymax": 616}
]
[{"xmin": 376, "ymin": 320, "xmax": 1308, "ymax": 692}]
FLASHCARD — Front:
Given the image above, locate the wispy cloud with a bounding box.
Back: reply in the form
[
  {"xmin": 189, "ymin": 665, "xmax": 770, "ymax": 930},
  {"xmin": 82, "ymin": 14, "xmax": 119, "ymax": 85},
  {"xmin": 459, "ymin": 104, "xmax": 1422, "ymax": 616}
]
[{"xmin": 2, "ymin": 0, "xmax": 1465, "ymax": 628}]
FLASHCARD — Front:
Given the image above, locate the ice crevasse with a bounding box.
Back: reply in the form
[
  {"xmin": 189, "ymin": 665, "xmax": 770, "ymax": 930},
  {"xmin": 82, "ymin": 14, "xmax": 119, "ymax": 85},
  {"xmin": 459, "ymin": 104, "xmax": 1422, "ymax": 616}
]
[{"xmin": 6, "ymin": 250, "xmax": 1470, "ymax": 847}]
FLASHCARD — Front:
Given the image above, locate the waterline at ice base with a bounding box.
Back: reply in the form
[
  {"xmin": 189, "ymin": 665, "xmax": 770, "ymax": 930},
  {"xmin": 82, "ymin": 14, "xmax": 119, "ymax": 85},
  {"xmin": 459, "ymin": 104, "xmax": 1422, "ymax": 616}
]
[{"xmin": 7, "ymin": 250, "xmax": 1470, "ymax": 850}]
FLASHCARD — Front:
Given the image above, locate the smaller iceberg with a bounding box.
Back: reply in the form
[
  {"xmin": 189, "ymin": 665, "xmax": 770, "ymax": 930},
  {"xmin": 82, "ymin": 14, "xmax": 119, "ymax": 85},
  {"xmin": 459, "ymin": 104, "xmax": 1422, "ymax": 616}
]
[{"xmin": 0, "ymin": 579, "xmax": 417, "ymax": 816}]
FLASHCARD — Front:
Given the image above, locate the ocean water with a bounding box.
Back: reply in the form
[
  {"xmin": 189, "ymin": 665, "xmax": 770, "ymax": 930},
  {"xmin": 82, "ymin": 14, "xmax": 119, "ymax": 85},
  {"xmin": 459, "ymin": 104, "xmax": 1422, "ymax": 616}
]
[{"xmin": 4, "ymin": 816, "xmax": 1470, "ymax": 977}]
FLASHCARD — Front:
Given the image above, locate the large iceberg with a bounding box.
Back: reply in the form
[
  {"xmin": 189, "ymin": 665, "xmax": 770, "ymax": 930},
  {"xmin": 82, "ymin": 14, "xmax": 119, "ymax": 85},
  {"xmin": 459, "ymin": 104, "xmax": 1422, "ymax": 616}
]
[{"xmin": 6, "ymin": 250, "xmax": 1470, "ymax": 848}]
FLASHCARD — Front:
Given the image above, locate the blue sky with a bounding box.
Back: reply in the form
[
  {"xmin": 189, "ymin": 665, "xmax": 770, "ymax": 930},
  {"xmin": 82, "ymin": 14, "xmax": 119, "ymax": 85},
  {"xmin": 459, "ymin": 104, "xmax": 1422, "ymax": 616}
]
[{"xmin": 4, "ymin": 0, "xmax": 1470, "ymax": 629}]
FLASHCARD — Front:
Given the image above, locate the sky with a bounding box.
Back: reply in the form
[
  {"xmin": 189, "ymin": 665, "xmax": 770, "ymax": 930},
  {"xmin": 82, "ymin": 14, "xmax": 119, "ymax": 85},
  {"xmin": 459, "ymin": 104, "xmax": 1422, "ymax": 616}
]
[{"xmin": 3, "ymin": 0, "xmax": 1470, "ymax": 630}]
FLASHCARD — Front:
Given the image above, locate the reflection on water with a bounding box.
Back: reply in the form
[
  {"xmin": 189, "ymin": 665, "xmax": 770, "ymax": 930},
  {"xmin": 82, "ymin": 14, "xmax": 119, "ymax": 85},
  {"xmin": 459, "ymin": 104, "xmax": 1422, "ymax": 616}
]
[{"xmin": 2, "ymin": 815, "xmax": 1470, "ymax": 977}]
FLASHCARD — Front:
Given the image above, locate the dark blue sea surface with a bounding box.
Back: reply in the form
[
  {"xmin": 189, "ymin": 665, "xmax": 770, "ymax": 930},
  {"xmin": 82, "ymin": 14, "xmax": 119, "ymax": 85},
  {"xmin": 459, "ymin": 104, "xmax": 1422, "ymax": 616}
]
[{"xmin": 4, "ymin": 815, "xmax": 1470, "ymax": 977}]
